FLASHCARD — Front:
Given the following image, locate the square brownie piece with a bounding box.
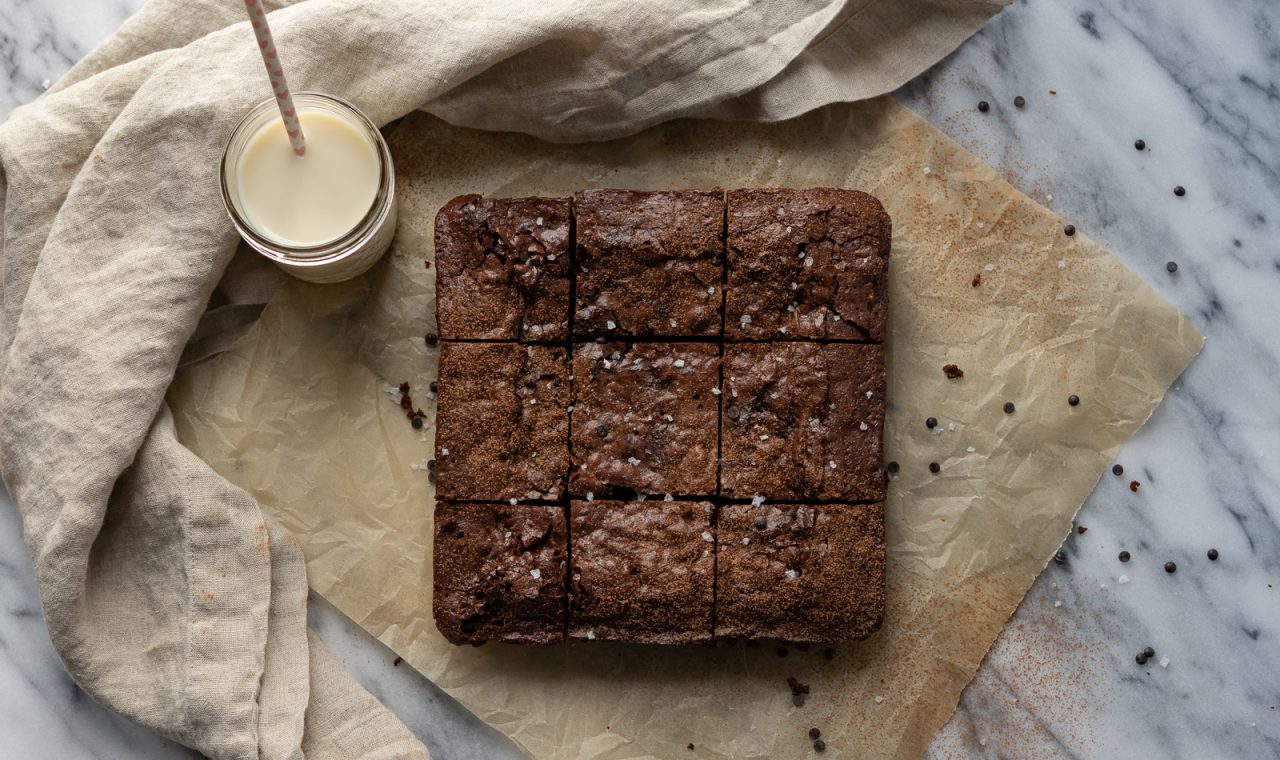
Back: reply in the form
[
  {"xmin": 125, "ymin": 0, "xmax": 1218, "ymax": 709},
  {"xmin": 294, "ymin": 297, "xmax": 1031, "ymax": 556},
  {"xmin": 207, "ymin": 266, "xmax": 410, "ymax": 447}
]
[
  {"xmin": 434, "ymin": 194, "xmax": 571, "ymax": 341},
  {"xmin": 433, "ymin": 502, "xmax": 567, "ymax": 645},
  {"xmin": 573, "ymin": 189, "xmax": 724, "ymax": 337},
  {"xmin": 721, "ymin": 342, "xmax": 885, "ymax": 501},
  {"xmin": 568, "ymin": 500, "xmax": 714, "ymax": 644},
  {"xmin": 725, "ymin": 188, "xmax": 889, "ymax": 341},
  {"xmin": 435, "ymin": 342, "xmax": 569, "ymax": 501},
  {"xmin": 570, "ymin": 342, "xmax": 719, "ymax": 496},
  {"xmin": 716, "ymin": 502, "xmax": 885, "ymax": 642}
]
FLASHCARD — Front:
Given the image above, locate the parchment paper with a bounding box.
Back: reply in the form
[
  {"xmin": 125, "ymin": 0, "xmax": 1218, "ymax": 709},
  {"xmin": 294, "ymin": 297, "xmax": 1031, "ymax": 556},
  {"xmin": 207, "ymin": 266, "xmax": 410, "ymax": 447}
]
[{"xmin": 169, "ymin": 96, "xmax": 1203, "ymax": 759}]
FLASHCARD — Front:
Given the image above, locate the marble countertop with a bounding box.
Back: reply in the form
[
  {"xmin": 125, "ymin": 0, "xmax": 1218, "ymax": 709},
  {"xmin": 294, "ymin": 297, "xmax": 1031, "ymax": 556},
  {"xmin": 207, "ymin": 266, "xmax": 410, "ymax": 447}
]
[{"xmin": 2, "ymin": 0, "xmax": 1278, "ymax": 757}]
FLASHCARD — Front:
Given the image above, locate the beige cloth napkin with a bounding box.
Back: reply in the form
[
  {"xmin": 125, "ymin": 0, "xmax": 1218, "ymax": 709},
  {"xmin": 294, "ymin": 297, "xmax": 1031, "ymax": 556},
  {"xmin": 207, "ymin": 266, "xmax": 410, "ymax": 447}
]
[{"xmin": 0, "ymin": 0, "xmax": 1003, "ymax": 756}]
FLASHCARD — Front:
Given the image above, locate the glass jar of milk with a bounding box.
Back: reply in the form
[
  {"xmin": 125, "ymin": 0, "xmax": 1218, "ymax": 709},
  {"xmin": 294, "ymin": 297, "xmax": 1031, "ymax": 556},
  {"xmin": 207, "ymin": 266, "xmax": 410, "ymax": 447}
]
[{"xmin": 220, "ymin": 93, "xmax": 397, "ymax": 283}]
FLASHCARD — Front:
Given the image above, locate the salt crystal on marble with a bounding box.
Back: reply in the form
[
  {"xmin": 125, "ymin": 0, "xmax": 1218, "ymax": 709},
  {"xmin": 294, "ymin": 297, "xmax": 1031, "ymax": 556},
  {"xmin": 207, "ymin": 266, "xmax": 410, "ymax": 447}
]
[
  {"xmin": 967, "ymin": 446, "xmax": 976, "ymax": 453},
  {"xmin": 1159, "ymin": 657, "xmax": 1169, "ymax": 668},
  {"xmin": 984, "ymin": 263, "xmax": 995, "ymax": 271},
  {"xmin": 923, "ymin": 166, "xmax": 932, "ymax": 175},
  {"xmin": 1118, "ymin": 574, "xmax": 1130, "ymax": 584},
  {"xmin": 1058, "ymin": 260, "xmax": 1067, "ymax": 269},
  {"xmin": 975, "ymin": 221, "xmax": 984, "ymax": 229},
  {"xmin": 1054, "ymin": 601, "xmax": 1062, "ymax": 608},
  {"xmin": 948, "ymin": 423, "xmax": 956, "ymax": 432},
  {"xmin": 874, "ymin": 695, "xmax": 884, "ymax": 704}
]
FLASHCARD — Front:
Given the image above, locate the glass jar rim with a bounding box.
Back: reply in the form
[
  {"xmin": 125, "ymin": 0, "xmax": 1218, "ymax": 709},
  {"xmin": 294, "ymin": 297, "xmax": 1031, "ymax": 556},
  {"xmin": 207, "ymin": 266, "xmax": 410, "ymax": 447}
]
[{"xmin": 219, "ymin": 92, "xmax": 394, "ymax": 267}]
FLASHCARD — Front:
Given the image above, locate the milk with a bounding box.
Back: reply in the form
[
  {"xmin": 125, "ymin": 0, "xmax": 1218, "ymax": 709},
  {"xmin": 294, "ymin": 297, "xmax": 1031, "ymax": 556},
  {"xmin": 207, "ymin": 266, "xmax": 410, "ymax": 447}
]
[{"xmin": 235, "ymin": 109, "xmax": 380, "ymax": 248}]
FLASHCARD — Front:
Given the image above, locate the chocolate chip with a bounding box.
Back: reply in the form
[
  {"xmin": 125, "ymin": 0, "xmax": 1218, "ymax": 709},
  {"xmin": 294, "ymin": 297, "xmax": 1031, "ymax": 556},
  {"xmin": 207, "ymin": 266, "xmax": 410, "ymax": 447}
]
[
  {"xmin": 1014, "ymin": 95, "xmax": 1026, "ymax": 108},
  {"xmin": 1064, "ymin": 224, "xmax": 1076, "ymax": 237},
  {"xmin": 429, "ymin": 381, "xmax": 438, "ymax": 394},
  {"xmin": 1174, "ymin": 185, "xmax": 1186, "ymax": 197},
  {"xmin": 754, "ymin": 516, "xmax": 768, "ymax": 530},
  {"xmin": 1207, "ymin": 548, "xmax": 1219, "ymax": 561},
  {"xmin": 424, "ymin": 332, "xmax": 438, "ymax": 346},
  {"xmin": 886, "ymin": 461, "xmax": 900, "ymax": 474},
  {"xmin": 596, "ymin": 425, "xmax": 609, "ymax": 438},
  {"xmin": 1134, "ymin": 139, "xmax": 1146, "ymax": 150},
  {"xmin": 978, "ymin": 100, "xmax": 990, "ymax": 113},
  {"xmin": 1068, "ymin": 394, "xmax": 1080, "ymax": 406},
  {"xmin": 1054, "ymin": 551, "xmax": 1067, "ymax": 565},
  {"xmin": 1112, "ymin": 464, "xmax": 1124, "ymax": 476},
  {"xmin": 925, "ymin": 417, "xmax": 938, "ymax": 429},
  {"xmin": 1130, "ymin": 480, "xmax": 1141, "ymax": 492},
  {"xmin": 1165, "ymin": 561, "xmax": 1177, "ymax": 573},
  {"xmin": 1119, "ymin": 550, "xmax": 1130, "ymax": 562},
  {"xmin": 943, "ymin": 364, "xmax": 964, "ymax": 379},
  {"xmin": 411, "ymin": 416, "xmax": 423, "ymax": 429},
  {"xmin": 1166, "ymin": 261, "xmax": 1178, "ymax": 273},
  {"xmin": 427, "ymin": 470, "xmax": 436, "ymax": 483},
  {"xmin": 814, "ymin": 740, "xmax": 827, "ymax": 752},
  {"xmin": 1003, "ymin": 401, "xmax": 1016, "ymax": 414},
  {"xmin": 793, "ymin": 694, "xmax": 806, "ymax": 707},
  {"xmin": 929, "ymin": 462, "xmax": 941, "ymax": 474},
  {"xmin": 427, "ymin": 459, "xmax": 436, "ymax": 470},
  {"xmin": 1143, "ymin": 646, "xmax": 1155, "ymax": 658},
  {"xmin": 1136, "ymin": 653, "xmax": 1148, "ymax": 665},
  {"xmin": 809, "ymin": 728, "xmax": 822, "ymax": 740}
]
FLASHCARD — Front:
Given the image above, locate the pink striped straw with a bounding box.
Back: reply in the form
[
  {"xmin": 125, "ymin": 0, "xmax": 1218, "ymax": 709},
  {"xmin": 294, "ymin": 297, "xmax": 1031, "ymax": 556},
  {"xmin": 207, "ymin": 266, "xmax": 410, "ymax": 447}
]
[{"xmin": 243, "ymin": 0, "xmax": 305, "ymax": 156}]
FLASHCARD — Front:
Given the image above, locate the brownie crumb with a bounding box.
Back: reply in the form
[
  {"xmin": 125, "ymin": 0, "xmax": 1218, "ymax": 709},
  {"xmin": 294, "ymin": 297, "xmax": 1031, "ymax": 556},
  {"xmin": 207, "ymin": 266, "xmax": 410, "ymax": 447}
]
[
  {"xmin": 1130, "ymin": 480, "xmax": 1141, "ymax": 492},
  {"xmin": 943, "ymin": 364, "xmax": 964, "ymax": 379},
  {"xmin": 787, "ymin": 677, "xmax": 811, "ymax": 696},
  {"xmin": 971, "ymin": 272, "xmax": 982, "ymax": 287},
  {"xmin": 393, "ymin": 656, "xmax": 402, "ymax": 667},
  {"xmin": 687, "ymin": 743, "xmax": 695, "ymax": 751},
  {"xmin": 398, "ymin": 382, "xmax": 427, "ymax": 427},
  {"xmin": 1077, "ymin": 525, "xmax": 1088, "ymax": 534}
]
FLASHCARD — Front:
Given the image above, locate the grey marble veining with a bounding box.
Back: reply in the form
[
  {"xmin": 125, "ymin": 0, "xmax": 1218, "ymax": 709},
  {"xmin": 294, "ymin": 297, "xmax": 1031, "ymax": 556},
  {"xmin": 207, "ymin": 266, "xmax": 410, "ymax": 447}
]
[{"xmin": 2, "ymin": 0, "xmax": 1278, "ymax": 758}]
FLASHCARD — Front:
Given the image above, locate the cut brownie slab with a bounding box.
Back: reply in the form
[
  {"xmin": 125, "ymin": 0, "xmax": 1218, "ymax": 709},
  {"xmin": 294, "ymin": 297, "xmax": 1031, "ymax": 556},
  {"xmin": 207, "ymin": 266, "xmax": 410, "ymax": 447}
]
[
  {"xmin": 716, "ymin": 502, "xmax": 885, "ymax": 642},
  {"xmin": 721, "ymin": 342, "xmax": 885, "ymax": 501},
  {"xmin": 725, "ymin": 187, "xmax": 889, "ymax": 341},
  {"xmin": 573, "ymin": 189, "xmax": 724, "ymax": 338},
  {"xmin": 570, "ymin": 342, "xmax": 719, "ymax": 496},
  {"xmin": 434, "ymin": 194, "xmax": 571, "ymax": 341},
  {"xmin": 568, "ymin": 500, "xmax": 714, "ymax": 644},
  {"xmin": 433, "ymin": 502, "xmax": 567, "ymax": 645},
  {"xmin": 435, "ymin": 342, "xmax": 569, "ymax": 501}
]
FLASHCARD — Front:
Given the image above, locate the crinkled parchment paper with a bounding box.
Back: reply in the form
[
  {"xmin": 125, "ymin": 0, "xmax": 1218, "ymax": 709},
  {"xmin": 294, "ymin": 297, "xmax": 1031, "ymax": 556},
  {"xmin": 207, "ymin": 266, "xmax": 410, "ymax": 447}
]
[{"xmin": 169, "ymin": 97, "xmax": 1203, "ymax": 759}]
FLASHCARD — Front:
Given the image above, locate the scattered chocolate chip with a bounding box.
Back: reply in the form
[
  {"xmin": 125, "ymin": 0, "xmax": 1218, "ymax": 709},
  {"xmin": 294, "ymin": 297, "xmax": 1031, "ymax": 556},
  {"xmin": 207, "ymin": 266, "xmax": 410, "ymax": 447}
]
[
  {"xmin": 424, "ymin": 332, "xmax": 438, "ymax": 346},
  {"xmin": 978, "ymin": 100, "xmax": 990, "ymax": 113},
  {"xmin": 1166, "ymin": 261, "xmax": 1178, "ymax": 273},
  {"xmin": 1143, "ymin": 646, "xmax": 1155, "ymax": 659},
  {"xmin": 824, "ymin": 648, "xmax": 837, "ymax": 660},
  {"xmin": 1134, "ymin": 139, "xmax": 1146, "ymax": 150},
  {"xmin": 1112, "ymin": 464, "xmax": 1124, "ymax": 476},
  {"xmin": 1003, "ymin": 401, "xmax": 1016, "ymax": 414},
  {"xmin": 411, "ymin": 416, "xmax": 423, "ymax": 429},
  {"xmin": 929, "ymin": 462, "xmax": 941, "ymax": 474},
  {"xmin": 427, "ymin": 459, "xmax": 436, "ymax": 470},
  {"xmin": 1208, "ymin": 548, "xmax": 1219, "ymax": 561},
  {"xmin": 809, "ymin": 728, "xmax": 822, "ymax": 740},
  {"xmin": 1068, "ymin": 394, "xmax": 1080, "ymax": 406},
  {"xmin": 754, "ymin": 516, "xmax": 768, "ymax": 530},
  {"xmin": 1165, "ymin": 561, "xmax": 1177, "ymax": 573},
  {"xmin": 427, "ymin": 470, "xmax": 436, "ymax": 483},
  {"xmin": 597, "ymin": 425, "xmax": 609, "ymax": 438},
  {"xmin": 429, "ymin": 381, "xmax": 438, "ymax": 394},
  {"xmin": 1119, "ymin": 550, "xmax": 1130, "ymax": 562},
  {"xmin": 926, "ymin": 416, "xmax": 938, "ymax": 429},
  {"xmin": 1014, "ymin": 95, "xmax": 1026, "ymax": 108},
  {"xmin": 1174, "ymin": 185, "xmax": 1186, "ymax": 197},
  {"xmin": 943, "ymin": 364, "xmax": 965, "ymax": 379},
  {"xmin": 971, "ymin": 272, "xmax": 982, "ymax": 287},
  {"xmin": 886, "ymin": 461, "xmax": 900, "ymax": 475},
  {"xmin": 814, "ymin": 739, "xmax": 827, "ymax": 753},
  {"xmin": 1130, "ymin": 480, "xmax": 1141, "ymax": 492},
  {"xmin": 1136, "ymin": 653, "xmax": 1148, "ymax": 665},
  {"xmin": 793, "ymin": 694, "xmax": 806, "ymax": 707},
  {"xmin": 1077, "ymin": 525, "xmax": 1088, "ymax": 534},
  {"xmin": 1064, "ymin": 224, "xmax": 1076, "ymax": 237},
  {"xmin": 1054, "ymin": 551, "xmax": 1067, "ymax": 565}
]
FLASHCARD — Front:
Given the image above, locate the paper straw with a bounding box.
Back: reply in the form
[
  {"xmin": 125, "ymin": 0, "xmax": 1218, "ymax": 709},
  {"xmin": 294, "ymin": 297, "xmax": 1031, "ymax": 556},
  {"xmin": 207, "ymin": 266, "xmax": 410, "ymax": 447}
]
[{"xmin": 244, "ymin": 0, "xmax": 305, "ymax": 156}]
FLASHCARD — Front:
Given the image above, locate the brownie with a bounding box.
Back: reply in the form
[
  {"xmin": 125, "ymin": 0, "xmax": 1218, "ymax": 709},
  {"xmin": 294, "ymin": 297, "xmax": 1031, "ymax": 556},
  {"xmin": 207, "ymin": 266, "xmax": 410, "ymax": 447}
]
[
  {"xmin": 721, "ymin": 342, "xmax": 885, "ymax": 501},
  {"xmin": 725, "ymin": 188, "xmax": 890, "ymax": 341},
  {"xmin": 573, "ymin": 189, "xmax": 724, "ymax": 337},
  {"xmin": 435, "ymin": 342, "xmax": 569, "ymax": 501},
  {"xmin": 433, "ymin": 502, "xmax": 567, "ymax": 645},
  {"xmin": 434, "ymin": 195, "xmax": 571, "ymax": 341},
  {"xmin": 570, "ymin": 342, "xmax": 719, "ymax": 496},
  {"xmin": 568, "ymin": 500, "xmax": 714, "ymax": 644},
  {"xmin": 716, "ymin": 502, "xmax": 885, "ymax": 642}
]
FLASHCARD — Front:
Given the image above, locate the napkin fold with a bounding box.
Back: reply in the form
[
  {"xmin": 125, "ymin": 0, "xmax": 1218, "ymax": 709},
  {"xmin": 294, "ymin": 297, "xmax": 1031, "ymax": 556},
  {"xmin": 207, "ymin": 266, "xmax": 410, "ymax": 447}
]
[{"xmin": 0, "ymin": 0, "xmax": 1002, "ymax": 756}]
